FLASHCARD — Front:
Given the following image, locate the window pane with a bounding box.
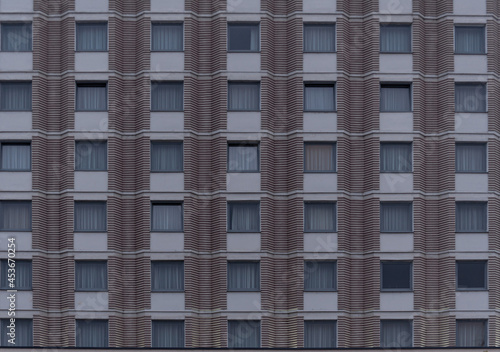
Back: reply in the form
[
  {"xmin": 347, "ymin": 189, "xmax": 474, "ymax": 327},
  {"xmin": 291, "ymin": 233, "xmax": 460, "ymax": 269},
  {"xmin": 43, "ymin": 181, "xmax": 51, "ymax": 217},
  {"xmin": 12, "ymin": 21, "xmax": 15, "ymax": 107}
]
[
  {"xmin": 76, "ymin": 320, "xmax": 108, "ymax": 347},
  {"xmin": 151, "ymin": 261, "xmax": 184, "ymax": 291},
  {"xmin": 151, "ymin": 142, "xmax": 183, "ymax": 172},
  {"xmin": 76, "ymin": 84, "xmax": 107, "ymax": 111},
  {"xmin": 304, "ymin": 143, "xmax": 336, "ymax": 172},
  {"xmin": 456, "ymin": 143, "xmax": 486, "ymax": 172},
  {"xmin": 152, "ymin": 204, "xmax": 183, "ymax": 231},
  {"xmin": 455, "ymin": 26, "xmax": 485, "ymax": 54},
  {"xmin": 457, "ymin": 261, "xmax": 486, "ymax": 289},
  {"xmin": 1, "ymin": 23, "xmax": 32, "ymax": 51},
  {"xmin": 304, "ymin": 261, "xmax": 336, "ymax": 291},
  {"xmin": 75, "ymin": 141, "xmax": 107, "ymax": 171},
  {"xmin": 151, "ymin": 82, "xmax": 183, "ymax": 111},
  {"xmin": 74, "ymin": 202, "xmax": 106, "ymax": 232},
  {"xmin": 457, "ymin": 320, "xmax": 487, "ymax": 347},
  {"xmin": 1, "ymin": 143, "xmax": 30, "ymax": 170},
  {"xmin": 152, "ymin": 23, "xmax": 183, "ymax": 51},
  {"xmin": 304, "ymin": 85, "xmax": 335, "ymax": 111},
  {"xmin": 380, "ymin": 143, "xmax": 412, "ymax": 172},
  {"xmin": 227, "ymin": 261, "xmax": 260, "ymax": 291},
  {"xmin": 381, "ymin": 85, "xmax": 411, "ymax": 111},
  {"xmin": 0, "ymin": 201, "xmax": 31, "ymax": 231},
  {"xmin": 381, "ymin": 261, "xmax": 412, "ymax": 290},
  {"xmin": 1, "ymin": 260, "xmax": 32, "ymax": 290},
  {"xmin": 228, "ymin": 320, "xmax": 260, "ymax": 348},
  {"xmin": 455, "ymin": 84, "xmax": 486, "ymax": 112},
  {"xmin": 228, "ymin": 145, "xmax": 258, "ymax": 172},
  {"xmin": 1, "ymin": 319, "xmax": 32, "ymax": 346},
  {"xmin": 0, "ymin": 82, "xmax": 32, "ymax": 111},
  {"xmin": 380, "ymin": 25, "xmax": 411, "ymax": 52},
  {"xmin": 456, "ymin": 202, "xmax": 487, "ymax": 232},
  {"xmin": 228, "ymin": 202, "xmax": 260, "ymax": 232},
  {"xmin": 304, "ymin": 24, "xmax": 335, "ymax": 52},
  {"xmin": 76, "ymin": 23, "xmax": 107, "ymax": 51},
  {"xmin": 304, "ymin": 203, "xmax": 336, "ymax": 232},
  {"xmin": 152, "ymin": 321, "xmax": 184, "ymax": 348},
  {"xmin": 228, "ymin": 82, "xmax": 260, "ymax": 111},
  {"xmin": 380, "ymin": 202, "xmax": 412, "ymax": 232},
  {"xmin": 75, "ymin": 261, "xmax": 107, "ymax": 291},
  {"xmin": 381, "ymin": 320, "xmax": 412, "ymax": 348},
  {"xmin": 304, "ymin": 321, "xmax": 336, "ymax": 348},
  {"xmin": 228, "ymin": 24, "xmax": 259, "ymax": 51}
]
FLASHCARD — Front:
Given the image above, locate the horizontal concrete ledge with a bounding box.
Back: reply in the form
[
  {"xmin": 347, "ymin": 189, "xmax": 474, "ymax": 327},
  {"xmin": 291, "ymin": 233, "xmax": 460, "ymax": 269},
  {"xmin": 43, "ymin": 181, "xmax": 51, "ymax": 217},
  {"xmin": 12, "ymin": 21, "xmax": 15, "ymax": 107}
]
[{"xmin": 6, "ymin": 348, "xmax": 497, "ymax": 351}]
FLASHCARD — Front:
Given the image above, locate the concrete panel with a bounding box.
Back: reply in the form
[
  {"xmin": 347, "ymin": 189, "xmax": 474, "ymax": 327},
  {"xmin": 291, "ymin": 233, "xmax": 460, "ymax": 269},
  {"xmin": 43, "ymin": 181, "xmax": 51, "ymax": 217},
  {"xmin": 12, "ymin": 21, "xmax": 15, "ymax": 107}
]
[
  {"xmin": 379, "ymin": 0, "xmax": 412, "ymax": 14},
  {"xmin": 75, "ymin": 0, "xmax": 108, "ymax": 12},
  {"xmin": 75, "ymin": 292, "xmax": 109, "ymax": 311},
  {"xmin": 0, "ymin": 112, "xmax": 31, "ymax": 131},
  {"xmin": 304, "ymin": 233, "xmax": 338, "ymax": 253},
  {"xmin": 454, "ymin": 0, "xmax": 486, "ymax": 15},
  {"xmin": 151, "ymin": 232, "xmax": 184, "ymax": 252},
  {"xmin": 151, "ymin": 0, "xmax": 184, "ymax": 12},
  {"xmin": 0, "ymin": 232, "xmax": 31, "ymax": 251},
  {"xmin": 227, "ymin": 232, "xmax": 261, "ymax": 252},
  {"xmin": 151, "ymin": 173, "xmax": 184, "ymax": 192},
  {"xmin": 303, "ymin": 0, "xmax": 336, "ymax": 13},
  {"xmin": 455, "ymin": 113, "xmax": 488, "ymax": 133},
  {"xmin": 151, "ymin": 53, "xmax": 184, "ymax": 72},
  {"xmin": 380, "ymin": 292, "xmax": 413, "ymax": 311},
  {"xmin": 0, "ymin": 172, "xmax": 32, "ymax": 192},
  {"xmin": 303, "ymin": 113, "xmax": 337, "ymax": 132},
  {"xmin": 151, "ymin": 292, "xmax": 185, "ymax": 311},
  {"xmin": 380, "ymin": 112, "xmax": 413, "ymax": 132},
  {"xmin": 0, "ymin": 53, "xmax": 32, "ymax": 71},
  {"xmin": 456, "ymin": 233, "xmax": 488, "ymax": 252},
  {"xmin": 227, "ymin": 53, "xmax": 261, "ymax": 72},
  {"xmin": 75, "ymin": 52, "xmax": 108, "ymax": 72},
  {"xmin": 227, "ymin": 292, "xmax": 261, "ymax": 311},
  {"xmin": 304, "ymin": 173, "xmax": 337, "ymax": 193},
  {"xmin": 74, "ymin": 233, "xmax": 108, "ymax": 251},
  {"xmin": 0, "ymin": 291, "xmax": 32, "ymax": 310},
  {"xmin": 380, "ymin": 54, "xmax": 412, "ymax": 73},
  {"xmin": 150, "ymin": 112, "xmax": 184, "ymax": 132},
  {"xmin": 227, "ymin": 172, "xmax": 261, "ymax": 193},
  {"xmin": 304, "ymin": 54, "xmax": 337, "ymax": 73},
  {"xmin": 74, "ymin": 172, "xmax": 108, "ymax": 192},
  {"xmin": 75, "ymin": 112, "xmax": 108, "ymax": 132},
  {"xmin": 455, "ymin": 55, "xmax": 487, "ymax": 74},
  {"xmin": 304, "ymin": 292, "xmax": 337, "ymax": 311},
  {"xmin": 0, "ymin": 0, "xmax": 33, "ymax": 12},
  {"xmin": 380, "ymin": 173, "xmax": 413, "ymax": 193},
  {"xmin": 380, "ymin": 233, "xmax": 413, "ymax": 252},
  {"xmin": 227, "ymin": 0, "xmax": 261, "ymax": 13},
  {"xmin": 227, "ymin": 112, "xmax": 261, "ymax": 132},
  {"xmin": 455, "ymin": 174, "xmax": 488, "ymax": 193},
  {"xmin": 456, "ymin": 291, "xmax": 488, "ymax": 310}
]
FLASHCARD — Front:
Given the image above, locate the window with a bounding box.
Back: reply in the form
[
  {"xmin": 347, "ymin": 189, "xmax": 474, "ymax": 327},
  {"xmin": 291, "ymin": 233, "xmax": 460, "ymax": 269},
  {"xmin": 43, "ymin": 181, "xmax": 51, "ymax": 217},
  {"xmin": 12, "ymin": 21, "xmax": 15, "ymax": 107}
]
[
  {"xmin": 456, "ymin": 202, "xmax": 487, "ymax": 233},
  {"xmin": 380, "ymin": 84, "xmax": 411, "ymax": 112},
  {"xmin": 75, "ymin": 141, "xmax": 107, "ymax": 171},
  {"xmin": 1, "ymin": 23, "xmax": 32, "ymax": 51},
  {"xmin": 380, "ymin": 142, "xmax": 412, "ymax": 172},
  {"xmin": 456, "ymin": 320, "xmax": 487, "ymax": 347},
  {"xmin": 227, "ymin": 202, "xmax": 260, "ymax": 232},
  {"xmin": 76, "ymin": 22, "xmax": 107, "ymax": 51},
  {"xmin": 304, "ymin": 143, "xmax": 336, "ymax": 172},
  {"xmin": 304, "ymin": 202, "xmax": 337, "ymax": 232},
  {"xmin": 228, "ymin": 82, "xmax": 260, "ymax": 111},
  {"xmin": 455, "ymin": 83, "xmax": 487, "ymax": 113},
  {"xmin": 0, "ymin": 319, "xmax": 32, "ymax": 346},
  {"xmin": 455, "ymin": 26, "xmax": 485, "ymax": 54},
  {"xmin": 76, "ymin": 83, "xmax": 107, "ymax": 111},
  {"xmin": 380, "ymin": 24, "xmax": 411, "ymax": 53},
  {"xmin": 303, "ymin": 24, "xmax": 335, "ymax": 52},
  {"xmin": 75, "ymin": 261, "xmax": 107, "ymax": 291},
  {"xmin": 152, "ymin": 23, "xmax": 183, "ymax": 51},
  {"xmin": 304, "ymin": 321, "xmax": 336, "ymax": 348},
  {"xmin": 76, "ymin": 320, "xmax": 108, "ymax": 347},
  {"xmin": 74, "ymin": 201, "xmax": 106, "ymax": 232},
  {"xmin": 456, "ymin": 143, "xmax": 486, "ymax": 173},
  {"xmin": 228, "ymin": 144, "xmax": 259, "ymax": 172},
  {"xmin": 304, "ymin": 84, "xmax": 335, "ymax": 112},
  {"xmin": 151, "ymin": 141, "xmax": 183, "ymax": 172},
  {"xmin": 456, "ymin": 260, "xmax": 487, "ymax": 290},
  {"xmin": 380, "ymin": 202, "xmax": 412, "ymax": 233},
  {"xmin": 0, "ymin": 201, "xmax": 31, "ymax": 231},
  {"xmin": 151, "ymin": 203, "xmax": 183, "ymax": 232},
  {"xmin": 0, "ymin": 82, "xmax": 32, "ymax": 111},
  {"xmin": 304, "ymin": 261, "xmax": 336, "ymax": 291},
  {"xmin": 228, "ymin": 320, "xmax": 260, "ymax": 348},
  {"xmin": 151, "ymin": 82, "xmax": 183, "ymax": 111},
  {"xmin": 152, "ymin": 321, "xmax": 184, "ymax": 348},
  {"xmin": 381, "ymin": 320, "xmax": 413, "ymax": 348},
  {"xmin": 381, "ymin": 261, "xmax": 412, "ymax": 291},
  {"xmin": 0, "ymin": 260, "xmax": 31, "ymax": 290},
  {"xmin": 228, "ymin": 23, "xmax": 259, "ymax": 52},
  {"xmin": 0, "ymin": 142, "xmax": 30, "ymax": 171},
  {"xmin": 227, "ymin": 261, "xmax": 260, "ymax": 291},
  {"xmin": 151, "ymin": 261, "xmax": 184, "ymax": 292}
]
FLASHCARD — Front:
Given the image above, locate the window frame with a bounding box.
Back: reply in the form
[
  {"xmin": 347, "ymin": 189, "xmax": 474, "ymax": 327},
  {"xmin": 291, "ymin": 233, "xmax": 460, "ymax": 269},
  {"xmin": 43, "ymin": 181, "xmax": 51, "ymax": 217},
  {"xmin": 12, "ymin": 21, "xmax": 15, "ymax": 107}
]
[
  {"xmin": 304, "ymin": 201, "xmax": 337, "ymax": 233},
  {"xmin": 456, "ymin": 260, "xmax": 487, "ymax": 291},
  {"xmin": 380, "ymin": 260, "xmax": 413, "ymax": 292},
  {"xmin": 151, "ymin": 260, "xmax": 185, "ymax": 292},
  {"xmin": 150, "ymin": 81, "xmax": 184, "ymax": 112},
  {"xmin": 73, "ymin": 201, "xmax": 107, "ymax": 233},
  {"xmin": 152, "ymin": 320, "xmax": 185, "ymax": 348},
  {"xmin": 227, "ymin": 260, "xmax": 261, "ymax": 292},
  {"xmin": 304, "ymin": 83, "xmax": 336, "ymax": 112},
  {"xmin": 455, "ymin": 201, "xmax": 488, "ymax": 233},
  {"xmin": 74, "ymin": 140, "xmax": 108, "ymax": 171},
  {"xmin": 74, "ymin": 260, "xmax": 108, "ymax": 292},
  {"xmin": 227, "ymin": 22, "xmax": 260, "ymax": 52},
  {"xmin": 75, "ymin": 319, "xmax": 109, "ymax": 348},
  {"xmin": 0, "ymin": 200, "xmax": 32, "ymax": 232},
  {"xmin": 0, "ymin": 318, "xmax": 33, "ymax": 347},
  {"xmin": 227, "ymin": 81, "xmax": 261, "ymax": 112},
  {"xmin": 151, "ymin": 202, "xmax": 184, "ymax": 232},
  {"xmin": 380, "ymin": 319, "xmax": 413, "ymax": 348},
  {"xmin": 227, "ymin": 142, "xmax": 260, "ymax": 173},
  {"xmin": 150, "ymin": 141, "xmax": 184, "ymax": 173},
  {"xmin": 380, "ymin": 83, "xmax": 412, "ymax": 112},
  {"xmin": 304, "ymin": 320, "xmax": 337, "ymax": 348},
  {"xmin": 380, "ymin": 142, "xmax": 413, "ymax": 173},
  {"xmin": 0, "ymin": 22, "xmax": 33, "ymax": 52},
  {"xmin": 0, "ymin": 81, "xmax": 32, "ymax": 111},
  {"xmin": 227, "ymin": 201, "xmax": 261, "ymax": 233},
  {"xmin": 455, "ymin": 82, "xmax": 487, "ymax": 113},
  {"xmin": 0, "ymin": 259, "xmax": 32, "ymax": 290},
  {"xmin": 379, "ymin": 23, "xmax": 412, "ymax": 54},
  {"xmin": 0, "ymin": 141, "xmax": 31, "ymax": 171},
  {"xmin": 75, "ymin": 22, "xmax": 108, "ymax": 52},
  {"xmin": 303, "ymin": 23, "xmax": 336, "ymax": 53},
  {"xmin": 304, "ymin": 142, "xmax": 337, "ymax": 173},
  {"xmin": 454, "ymin": 25, "xmax": 486, "ymax": 55},
  {"xmin": 304, "ymin": 260, "xmax": 337, "ymax": 292},
  {"xmin": 456, "ymin": 319, "xmax": 488, "ymax": 347},
  {"xmin": 380, "ymin": 201, "xmax": 413, "ymax": 233},
  {"xmin": 455, "ymin": 142, "xmax": 487, "ymax": 173},
  {"xmin": 227, "ymin": 320, "xmax": 261, "ymax": 348},
  {"xmin": 75, "ymin": 82, "xmax": 108, "ymax": 112},
  {"xmin": 151, "ymin": 22, "xmax": 184, "ymax": 52}
]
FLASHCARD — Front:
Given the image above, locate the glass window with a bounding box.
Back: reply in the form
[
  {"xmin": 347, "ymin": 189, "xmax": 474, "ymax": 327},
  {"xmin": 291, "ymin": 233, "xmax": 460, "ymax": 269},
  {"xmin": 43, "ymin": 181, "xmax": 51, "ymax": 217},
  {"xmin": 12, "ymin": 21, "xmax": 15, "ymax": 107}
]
[
  {"xmin": 304, "ymin": 84, "xmax": 335, "ymax": 112},
  {"xmin": 151, "ymin": 261, "xmax": 184, "ymax": 292},
  {"xmin": 0, "ymin": 319, "xmax": 32, "ymax": 346},
  {"xmin": 228, "ymin": 23, "xmax": 259, "ymax": 52},
  {"xmin": 456, "ymin": 202, "xmax": 487, "ymax": 233},
  {"xmin": 380, "ymin": 24, "xmax": 411, "ymax": 53},
  {"xmin": 0, "ymin": 82, "xmax": 32, "ymax": 111},
  {"xmin": 151, "ymin": 82, "xmax": 183, "ymax": 111},
  {"xmin": 227, "ymin": 202, "xmax": 260, "ymax": 232},
  {"xmin": 152, "ymin": 23, "xmax": 183, "ymax": 51},
  {"xmin": 76, "ymin": 22, "xmax": 107, "ymax": 51},
  {"xmin": 456, "ymin": 260, "xmax": 487, "ymax": 290},
  {"xmin": 381, "ymin": 84, "xmax": 411, "ymax": 112},
  {"xmin": 455, "ymin": 83, "xmax": 486, "ymax": 113},
  {"xmin": 74, "ymin": 201, "xmax": 106, "ymax": 232},
  {"xmin": 227, "ymin": 261, "xmax": 260, "ymax": 291},
  {"xmin": 304, "ymin": 321, "xmax": 336, "ymax": 348},
  {"xmin": 228, "ymin": 144, "xmax": 259, "ymax": 172},
  {"xmin": 456, "ymin": 320, "xmax": 487, "ymax": 347},
  {"xmin": 228, "ymin": 320, "xmax": 260, "ymax": 348},
  {"xmin": 75, "ymin": 141, "xmax": 107, "ymax": 171},
  {"xmin": 304, "ymin": 202, "xmax": 336, "ymax": 232},
  {"xmin": 152, "ymin": 320, "xmax": 184, "ymax": 348},
  {"xmin": 0, "ymin": 143, "xmax": 30, "ymax": 171},
  {"xmin": 75, "ymin": 261, "xmax": 107, "ymax": 291},
  {"xmin": 304, "ymin": 261, "xmax": 336, "ymax": 291},
  {"xmin": 381, "ymin": 261, "xmax": 412, "ymax": 291},
  {"xmin": 76, "ymin": 320, "xmax": 108, "ymax": 347},
  {"xmin": 228, "ymin": 82, "xmax": 260, "ymax": 111},
  {"xmin": 380, "ymin": 143, "xmax": 412, "ymax": 172},
  {"xmin": 0, "ymin": 259, "xmax": 32, "ymax": 290},
  {"xmin": 304, "ymin": 24, "xmax": 335, "ymax": 52},
  {"xmin": 76, "ymin": 83, "xmax": 107, "ymax": 111},
  {"xmin": 455, "ymin": 26, "xmax": 485, "ymax": 54},
  {"xmin": 456, "ymin": 143, "xmax": 487, "ymax": 173},
  {"xmin": 151, "ymin": 203, "xmax": 183, "ymax": 232},
  {"xmin": 151, "ymin": 142, "xmax": 183, "ymax": 172},
  {"xmin": 380, "ymin": 202, "xmax": 412, "ymax": 233},
  {"xmin": 0, "ymin": 201, "xmax": 31, "ymax": 231},
  {"xmin": 1, "ymin": 23, "xmax": 32, "ymax": 52},
  {"xmin": 304, "ymin": 143, "xmax": 336, "ymax": 172},
  {"xmin": 381, "ymin": 320, "xmax": 413, "ymax": 348}
]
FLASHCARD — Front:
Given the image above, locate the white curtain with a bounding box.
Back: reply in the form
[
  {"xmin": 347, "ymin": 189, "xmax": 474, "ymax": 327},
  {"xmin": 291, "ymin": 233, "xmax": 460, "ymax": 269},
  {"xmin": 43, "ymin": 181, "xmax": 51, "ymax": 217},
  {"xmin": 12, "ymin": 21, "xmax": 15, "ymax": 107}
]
[
  {"xmin": 76, "ymin": 320, "xmax": 108, "ymax": 347},
  {"xmin": 380, "ymin": 202, "xmax": 412, "ymax": 232},
  {"xmin": 1, "ymin": 260, "xmax": 31, "ymax": 290},
  {"xmin": 75, "ymin": 261, "xmax": 107, "ymax": 291},
  {"xmin": 76, "ymin": 84, "xmax": 107, "ymax": 111},
  {"xmin": 228, "ymin": 145, "xmax": 258, "ymax": 171},
  {"xmin": 457, "ymin": 320, "xmax": 486, "ymax": 347},
  {"xmin": 228, "ymin": 83, "xmax": 260, "ymax": 111},
  {"xmin": 304, "ymin": 85, "xmax": 335, "ymax": 111},
  {"xmin": 151, "ymin": 261, "xmax": 184, "ymax": 291},
  {"xmin": 152, "ymin": 204, "xmax": 183, "ymax": 231},
  {"xmin": 151, "ymin": 142, "xmax": 183, "ymax": 171},
  {"xmin": 75, "ymin": 141, "xmax": 107, "ymax": 170},
  {"xmin": 0, "ymin": 82, "xmax": 32, "ymax": 111},
  {"xmin": 382, "ymin": 261, "xmax": 411, "ymax": 290},
  {"xmin": 455, "ymin": 26, "xmax": 485, "ymax": 54},
  {"xmin": 381, "ymin": 320, "xmax": 412, "ymax": 347},
  {"xmin": 305, "ymin": 143, "xmax": 335, "ymax": 171},
  {"xmin": 304, "ymin": 203, "xmax": 336, "ymax": 232},
  {"xmin": 228, "ymin": 24, "xmax": 259, "ymax": 51},
  {"xmin": 228, "ymin": 320, "xmax": 260, "ymax": 348},
  {"xmin": 304, "ymin": 321, "xmax": 336, "ymax": 348},
  {"xmin": 381, "ymin": 143, "xmax": 412, "ymax": 172},
  {"xmin": 381, "ymin": 85, "xmax": 411, "ymax": 111},
  {"xmin": 456, "ymin": 143, "xmax": 486, "ymax": 172},
  {"xmin": 0, "ymin": 201, "xmax": 31, "ymax": 231},
  {"xmin": 74, "ymin": 202, "xmax": 106, "ymax": 232},
  {"xmin": 76, "ymin": 23, "xmax": 107, "ymax": 51},
  {"xmin": 455, "ymin": 83, "xmax": 486, "ymax": 112},
  {"xmin": 228, "ymin": 203, "xmax": 259, "ymax": 232},
  {"xmin": 152, "ymin": 23, "xmax": 183, "ymax": 51},
  {"xmin": 457, "ymin": 261, "xmax": 486, "ymax": 289},
  {"xmin": 151, "ymin": 82, "xmax": 183, "ymax": 111},
  {"xmin": 227, "ymin": 262, "xmax": 260, "ymax": 291},
  {"xmin": 1, "ymin": 319, "xmax": 32, "ymax": 346},
  {"xmin": 152, "ymin": 321, "xmax": 184, "ymax": 347},
  {"xmin": 456, "ymin": 202, "xmax": 487, "ymax": 232},
  {"xmin": 304, "ymin": 261, "xmax": 336, "ymax": 290},
  {"xmin": 304, "ymin": 24, "xmax": 335, "ymax": 52},
  {"xmin": 1, "ymin": 143, "xmax": 30, "ymax": 170},
  {"xmin": 380, "ymin": 25, "xmax": 411, "ymax": 52},
  {"xmin": 1, "ymin": 23, "xmax": 32, "ymax": 52}
]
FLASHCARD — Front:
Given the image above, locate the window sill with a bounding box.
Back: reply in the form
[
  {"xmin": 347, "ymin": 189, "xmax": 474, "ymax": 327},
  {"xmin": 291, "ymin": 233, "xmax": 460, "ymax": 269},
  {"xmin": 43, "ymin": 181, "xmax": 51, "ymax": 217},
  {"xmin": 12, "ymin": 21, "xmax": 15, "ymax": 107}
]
[
  {"xmin": 304, "ymin": 170, "xmax": 337, "ymax": 173},
  {"xmin": 380, "ymin": 171, "xmax": 413, "ymax": 173},
  {"xmin": 456, "ymin": 288, "xmax": 488, "ymax": 291},
  {"xmin": 151, "ymin": 170, "xmax": 184, "ymax": 173},
  {"xmin": 74, "ymin": 230, "xmax": 107, "ymax": 233},
  {"xmin": 227, "ymin": 170, "xmax": 260, "ymax": 173},
  {"xmin": 0, "ymin": 50, "xmax": 33, "ymax": 53},
  {"xmin": 227, "ymin": 289, "xmax": 261, "ymax": 292},
  {"xmin": 227, "ymin": 50, "xmax": 261, "ymax": 53},
  {"xmin": 151, "ymin": 50, "xmax": 184, "ymax": 53},
  {"xmin": 75, "ymin": 169, "xmax": 108, "ymax": 172},
  {"xmin": 150, "ymin": 230, "xmax": 184, "ymax": 233},
  {"xmin": 380, "ymin": 231, "xmax": 414, "ymax": 234},
  {"xmin": 304, "ymin": 51, "xmax": 337, "ymax": 53},
  {"xmin": 380, "ymin": 289, "xmax": 413, "ymax": 292},
  {"xmin": 380, "ymin": 51, "xmax": 413, "ymax": 54},
  {"xmin": 227, "ymin": 231, "xmax": 261, "ymax": 233},
  {"xmin": 456, "ymin": 111, "xmax": 488, "ymax": 113},
  {"xmin": 75, "ymin": 289, "xmax": 108, "ymax": 292},
  {"xmin": 0, "ymin": 169, "xmax": 31, "ymax": 172},
  {"xmin": 75, "ymin": 50, "xmax": 109, "ymax": 53},
  {"xmin": 0, "ymin": 229, "xmax": 32, "ymax": 232},
  {"xmin": 0, "ymin": 110, "xmax": 32, "ymax": 112},
  {"xmin": 151, "ymin": 290, "xmax": 185, "ymax": 293},
  {"xmin": 228, "ymin": 109, "xmax": 261, "ymax": 112},
  {"xmin": 380, "ymin": 110, "xmax": 413, "ymax": 113},
  {"xmin": 304, "ymin": 110, "xmax": 337, "ymax": 113},
  {"xmin": 455, "ymin": 171, "xmax": 488, "ymax": 174},
  {"xmin": 75, "ymin": 110, "xmax": 109, "ymax": 112},
  {"xmin": 0, "ymin": 288, "xmax": 32, "ymax": 291},
  {"xmin": 304, "ymin": 289, "xmax": 337, "ymax": 292},
  {"xmin": 455, "ymin": 231, "xmax": 488, "ymax": 234},
  {"xmin": 150, "ymin": 110, "xmax": 184, "ymax": 112},
  {"xmin": 454, "ymin": 52, "xmax": 486, "ymax": 55},
  {"xmin": 304, "ymin": 230, "xmax": 337, "ymax": 233}
]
